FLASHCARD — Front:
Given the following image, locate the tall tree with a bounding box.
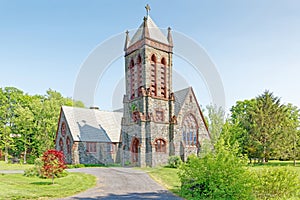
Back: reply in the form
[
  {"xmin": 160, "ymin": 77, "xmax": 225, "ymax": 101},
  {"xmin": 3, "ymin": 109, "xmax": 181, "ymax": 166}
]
[
  {"xmin": 0, "ymin": 87, "xmax": 85, "ymax": 163},
  {"xmin": 206, "ymin": 104, "xmax": 225, "ymax": 146},
  {"xmin": 250, "ymin": 91, "xmax": 286, "ymax": 162},
  {"xmin": 13, "ymin": 104, "xmax": 34, "ymax": 164},
  {"xmin": 0, "ymin": 87, "xmax": 24, "ymax": 163},
  {"xmin": 228, "ymin": 90, "xmax": 300, "ymax": 163},
  {"xmin": 272, "ymin": 104, "xmax": 300, "ymax": 165},
  {"xmin": 230, "ymin": 99, "xmax": 258, "ymax": 161}
]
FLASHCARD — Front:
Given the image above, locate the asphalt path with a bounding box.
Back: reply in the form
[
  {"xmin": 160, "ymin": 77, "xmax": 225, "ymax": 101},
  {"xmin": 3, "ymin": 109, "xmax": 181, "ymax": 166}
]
[{"xmin": 58, "ymin": 167, "xmax": 183, "ymax": 200}]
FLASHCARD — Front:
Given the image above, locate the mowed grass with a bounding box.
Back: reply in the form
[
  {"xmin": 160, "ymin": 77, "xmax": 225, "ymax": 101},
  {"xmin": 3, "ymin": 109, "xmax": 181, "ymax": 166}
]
[
  {"xmin": 141, "ymin": 161, "xmax": 300, "ymax": 199},
  {"xmin": 140, "ymin": 167, "xmax": 181, "ymax": 195},
  {"xmin": 256, "ymin": 160, "xmax": 300, "ymax": 167},
  {"xmin": 250, "ymin": 160, "xmax": 300, "ymax": 174},
  {"xmin": 0, "ymin": 172, "xmax": 96, "ymax": 200},
  {"xmin": 0, "ymin": 161, "xmax": 34, "ymax": 170}
]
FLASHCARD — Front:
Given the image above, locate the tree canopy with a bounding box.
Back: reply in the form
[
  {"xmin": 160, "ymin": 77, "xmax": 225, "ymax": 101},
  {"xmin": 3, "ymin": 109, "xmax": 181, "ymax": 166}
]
[
  {"xmin": 224, "ymin": 90, "xmax": 300, "ymax": 163},
  {"xmin": 0, "ymin": 87, "xmax": 84, "ymax": 163}
]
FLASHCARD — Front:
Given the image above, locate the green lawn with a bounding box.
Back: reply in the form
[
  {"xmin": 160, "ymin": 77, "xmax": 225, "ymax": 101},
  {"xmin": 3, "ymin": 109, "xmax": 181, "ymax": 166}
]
[
  {"xmin": 0, "ymin": 172, "xmax": 96, "ymax": 200},
  {"xmin": 255, "ymin": 160, "xmax": 300, "ymax": 167},
  {"xmin": 140, "ymin": 167, "xmax": 181, "ymax": 195},
  {"xmin": 0, "ymin": 161, "xmax": 34, "ymax": 170},
  {"xmin": 141, "ymin": 161, "xmax": 300, "ymax": 199}
]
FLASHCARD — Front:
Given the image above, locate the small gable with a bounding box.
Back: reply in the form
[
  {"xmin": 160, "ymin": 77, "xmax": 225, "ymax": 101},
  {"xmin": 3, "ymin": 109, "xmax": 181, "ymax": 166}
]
[{"xmin": 175, "ymin": 87, "xmax": 209, "ymax": 133}]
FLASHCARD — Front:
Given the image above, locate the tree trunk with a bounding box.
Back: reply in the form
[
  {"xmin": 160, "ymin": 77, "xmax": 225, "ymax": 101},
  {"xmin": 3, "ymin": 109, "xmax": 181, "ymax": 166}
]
[
  {"xmin": 293, "ymin": 136, "xmax": 296, "ymax": 167},
  {"xmin": 263, "ymin": 137, "xmax": 267, "ymax": 164},
  {"xmin": 23, "ymin": 148, "xmax": 27, "ymax": 164},
  {"xmin": 52, "ymin": 175, "xmax": 54, "ymax": 184},
  {"xmin": 4, "ymin": 144, "xmax": 8, "ymax": 163}
]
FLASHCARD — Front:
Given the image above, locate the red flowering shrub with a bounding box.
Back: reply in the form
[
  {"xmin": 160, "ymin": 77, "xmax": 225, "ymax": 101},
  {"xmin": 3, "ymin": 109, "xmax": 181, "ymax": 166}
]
[{"xmin": 41, "ymin": 149, "xmax": 66, "ymax": 184}]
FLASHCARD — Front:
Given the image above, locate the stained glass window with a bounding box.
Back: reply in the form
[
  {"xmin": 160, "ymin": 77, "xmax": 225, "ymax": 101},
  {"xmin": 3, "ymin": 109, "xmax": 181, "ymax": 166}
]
[{"xmin": 182, "ymin": 114, "xmax": 198, "ymax": 146}]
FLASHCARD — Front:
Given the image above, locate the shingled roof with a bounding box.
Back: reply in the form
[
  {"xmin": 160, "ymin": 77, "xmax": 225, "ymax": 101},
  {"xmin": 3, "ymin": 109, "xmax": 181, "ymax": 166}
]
[
  {"xmin": 62, "ymin": 106, "xmax": 122, "ymax": 143},
  {"xmin": 129, "ymin": 16, "xmax": 170, "ymax": 46},
  {"xmin": 174, "ymin": 87, "xmax": 191, "ymax": 116}
]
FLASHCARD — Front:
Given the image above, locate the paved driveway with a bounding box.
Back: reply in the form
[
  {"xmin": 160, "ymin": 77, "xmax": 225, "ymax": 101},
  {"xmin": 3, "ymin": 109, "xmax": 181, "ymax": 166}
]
[{"xmin": 59, "ymin": 167, "xmax": 182, "ymax": 200}]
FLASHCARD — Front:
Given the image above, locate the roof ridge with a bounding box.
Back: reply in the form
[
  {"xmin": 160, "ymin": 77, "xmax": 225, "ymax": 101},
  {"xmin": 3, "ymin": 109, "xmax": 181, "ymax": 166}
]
[
  {"xmin": 62, "ymin": 106, "xmax": 122, "ymax": 113},
  {"xmin": 174, "ymin": 86, "xmax": 191, "ymax": 94},
  {"xmin": 129, "ymin": 16, "xmax": 169, "ymax": 46}
]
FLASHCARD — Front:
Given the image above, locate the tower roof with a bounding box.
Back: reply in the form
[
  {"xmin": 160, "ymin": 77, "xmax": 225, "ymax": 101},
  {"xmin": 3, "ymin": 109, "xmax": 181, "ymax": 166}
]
[
  {"xmin": 124, "ymin": 5, "xmax": 173, "ymax": 54},
  {"xmin": 129, "ymin": 16, "xmax": 170, "ymax": 46}
]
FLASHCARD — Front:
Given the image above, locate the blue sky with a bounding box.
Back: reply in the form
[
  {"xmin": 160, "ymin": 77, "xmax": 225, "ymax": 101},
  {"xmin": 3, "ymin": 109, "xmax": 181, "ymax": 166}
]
[{"xmin": 0, "ymin": 1, "xmax": 299, "ymax": 112}]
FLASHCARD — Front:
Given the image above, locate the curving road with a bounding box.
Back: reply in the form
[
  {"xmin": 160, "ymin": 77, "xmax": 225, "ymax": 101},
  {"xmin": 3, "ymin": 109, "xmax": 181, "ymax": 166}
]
[{"xmin": 58, "ymin": 167, "xmax": 182, "ymax": 200}]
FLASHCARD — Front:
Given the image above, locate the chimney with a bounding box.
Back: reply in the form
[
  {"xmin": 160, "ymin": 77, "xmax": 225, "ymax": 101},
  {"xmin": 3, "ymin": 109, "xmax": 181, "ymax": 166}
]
[{"xmin": 89, "ymin": 106, "xmax": 99, "ymax": 110}]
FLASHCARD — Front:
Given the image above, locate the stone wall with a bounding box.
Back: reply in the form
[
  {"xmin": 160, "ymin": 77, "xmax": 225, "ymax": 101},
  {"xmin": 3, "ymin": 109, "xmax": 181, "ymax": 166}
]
[
  {"xmin": 173, "ymin": 88, "xmax": 210, "ymax": 161},
  {"xmin": 55, "ymin": 112, "xmax": 73, "ymax": 164},
  {"xmin": 56, "ymin": 110, "xmax": 120, "ymax": 165}
]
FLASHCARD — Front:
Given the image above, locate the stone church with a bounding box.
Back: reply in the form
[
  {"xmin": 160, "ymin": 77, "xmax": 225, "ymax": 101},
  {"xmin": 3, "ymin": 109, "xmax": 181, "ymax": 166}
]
[{"xmin": 55, "ymin": 7, "xmax": 210, "ymax": 167}]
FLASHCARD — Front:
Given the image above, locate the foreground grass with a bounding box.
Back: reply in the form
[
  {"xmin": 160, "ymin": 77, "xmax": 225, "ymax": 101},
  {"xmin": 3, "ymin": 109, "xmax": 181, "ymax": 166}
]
[
  {"xmin": 0, "ymin": 172, "xmax": 96, "ymax": 200},
  {"xmin": 141, "ymin": 161, "xmax": 300, "ymax": 200},
  {"xmin": 140, "ymin": 167, "xmax": 181, "ymax": 195},
  {"xmin": 0, "ymin": 161, "xmax": 34, "ymax": 170}
]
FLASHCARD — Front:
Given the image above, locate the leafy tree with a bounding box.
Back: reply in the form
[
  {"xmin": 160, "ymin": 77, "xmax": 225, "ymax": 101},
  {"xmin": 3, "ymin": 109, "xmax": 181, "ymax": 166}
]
[
  {"xmin": 0, "ymin": 87, "xmax": 85, "ymax": 163},
  {"xmin": 228, "ymin": 90, "xmax": 300, "ymax": 163},
  {"xmin": 272, "ymin": 104, "xmax": 300, "ymax": 165},
  {"xmin": 220, "ymin": 120, "xmax": 247, "ymax": 155},
  {"xmin": 249, "ymin": 91, "xmax": 286, "ymax": 162},
  {"xmin": 205, "ymin": 104, "xmax": 225, "ymax": 146},
  {"xmin": 179, "ymin": 139, "xmax": 253, "ymax": 200},
  {"xmin": 229, "ymin": 99, "xmax": 258, "ymax": 162},
  {"xmin": 13, "ymin": 104, "xmax": 34, "ymax": 164},
  {"xmin": 0, "ymin": 87, "xmax": 23, "ymax": 162},
  {"xmin": 41, "ymin": 149, "xmax": 66, "ymax": 184}
]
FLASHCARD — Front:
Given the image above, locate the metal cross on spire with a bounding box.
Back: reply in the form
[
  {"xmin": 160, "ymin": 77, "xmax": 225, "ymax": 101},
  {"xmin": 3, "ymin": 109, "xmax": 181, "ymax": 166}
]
[{"xmin": 145, "ymin": 4, "xmax": 151, "ymax": 16}]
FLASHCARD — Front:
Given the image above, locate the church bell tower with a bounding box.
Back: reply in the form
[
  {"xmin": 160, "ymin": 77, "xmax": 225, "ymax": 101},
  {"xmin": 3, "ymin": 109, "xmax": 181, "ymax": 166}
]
[{"xmin": 121, "ymin": 5, "xmax": 175, "ymax": 167}]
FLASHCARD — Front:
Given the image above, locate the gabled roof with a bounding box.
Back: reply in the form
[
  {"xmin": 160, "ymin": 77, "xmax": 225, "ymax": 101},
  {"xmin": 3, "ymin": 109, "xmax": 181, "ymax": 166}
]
[
  {"xmin": 129, "ymin": 16, "xmax": 169, "ymax": 46},
  {"xmin": 174, "ymin": 87, "xmax": 191, "ymax": 116},
  {"xmin": 62, "ymin": 106, "xmax": 122, "ymax": 143},
  {"xmin": 174, "ymin": 87, "xmax": 209, "ymax": 133}
]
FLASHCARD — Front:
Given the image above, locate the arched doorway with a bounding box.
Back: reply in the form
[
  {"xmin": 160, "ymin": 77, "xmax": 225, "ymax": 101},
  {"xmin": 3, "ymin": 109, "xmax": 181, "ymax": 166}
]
[{"xmin": 131, "ymin": 138, "xmax": 139, "ymax": 164}]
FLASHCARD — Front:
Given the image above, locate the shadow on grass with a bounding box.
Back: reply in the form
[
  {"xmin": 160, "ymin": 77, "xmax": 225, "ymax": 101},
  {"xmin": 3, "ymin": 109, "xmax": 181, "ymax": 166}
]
[
  {"xmin": 250, "ymin": 161, "xmax": 300, "ymax": 167},
  {"xmin": 60, "ymin": 191, "xmax": 183, "ymax": 199},
  {"xmin": 30, "ymin": 182, "xmax": 52, "ymax": 185}
]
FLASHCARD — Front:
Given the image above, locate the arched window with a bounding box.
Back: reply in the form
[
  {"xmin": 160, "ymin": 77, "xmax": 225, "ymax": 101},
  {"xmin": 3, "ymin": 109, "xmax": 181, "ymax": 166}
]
[
  {"xmin": 161, "ymin": 57, "xmax": 166, "ymax": 65},
  {"xmin": 66, "ymin": 136, "xmax": 71, "ymax": 154},
  {"xmin": 160, "ymin": 57, "xmax": 167, "ymax": 98},
  {"xmin": 131, "ymin": 138, "xmax": 139, "ymax": 163},
  {"xmin": 129, "ymin": 59, "xmax": 135, "ymax": 99},
  {"xmin": 137, "ymin": 55, "xmax": 142, "ymax": 93},
  {"xmin": 59, "ymin": 138, "xmax": 63, "ymax": 152},
  {"xmin": 154, "ymin": 139, "xmax": 166, "ymax": 153},
  {"xmin": 150, "ymin": 54, "xmax": 157, "ymax": 96},
  {"xmin": 182, "ymin": 114, "xmax": 198, "ymax": 146},
  {"xmin": 61, "ymin": 122, "xmax": 66, "ymax": 137}
]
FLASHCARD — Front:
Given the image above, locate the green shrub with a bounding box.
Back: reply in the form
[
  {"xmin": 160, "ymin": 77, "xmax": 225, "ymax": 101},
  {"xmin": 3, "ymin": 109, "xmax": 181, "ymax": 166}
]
[
  {"xmin": 251, "ymin": 167, "xmax": 300, "ymax": 199},
  {"xmin": 67, "ymin": 164, "xmax": 85, "ymax": 169},
  {"xmin": 167, "ymin": 156, "xmax": 182, "ymax": 168},
  {"xmin": 24, "ymin": 167, "xmax": 40, "ymax": 177},
  {"xmin": 55, "ymin": 170, "xmax": 69, "ymax": 178},
  {"xmin": 24, "ymin": 158, "xmax": 44, "ymax": 177},
  {"xmin": 178, "ymin": 140, "xmax": 254, "ymax": 200},
  {"xmin": 83, "ymin": 163, "xmax": 105, "ymax": 167}
]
